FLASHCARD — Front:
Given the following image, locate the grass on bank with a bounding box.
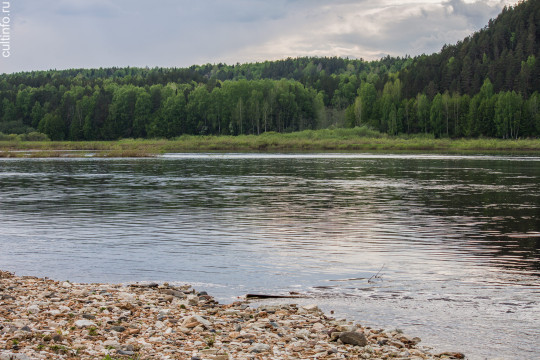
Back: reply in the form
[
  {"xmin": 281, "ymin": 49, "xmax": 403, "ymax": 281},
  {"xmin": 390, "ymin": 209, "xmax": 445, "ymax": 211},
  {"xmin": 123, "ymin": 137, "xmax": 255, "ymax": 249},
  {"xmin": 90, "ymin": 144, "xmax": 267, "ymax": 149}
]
[{"xmin": 1, "ymin": 127, "xmax": 540, "ymax": 157}]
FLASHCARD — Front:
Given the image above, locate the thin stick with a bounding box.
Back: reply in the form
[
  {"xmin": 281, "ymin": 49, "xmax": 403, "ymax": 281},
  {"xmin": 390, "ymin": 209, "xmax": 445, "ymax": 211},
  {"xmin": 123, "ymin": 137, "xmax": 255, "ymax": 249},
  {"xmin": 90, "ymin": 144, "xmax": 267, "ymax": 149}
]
[{"xmin": 368, "ymin": 264, "xmax": 385, "ymax": 283}]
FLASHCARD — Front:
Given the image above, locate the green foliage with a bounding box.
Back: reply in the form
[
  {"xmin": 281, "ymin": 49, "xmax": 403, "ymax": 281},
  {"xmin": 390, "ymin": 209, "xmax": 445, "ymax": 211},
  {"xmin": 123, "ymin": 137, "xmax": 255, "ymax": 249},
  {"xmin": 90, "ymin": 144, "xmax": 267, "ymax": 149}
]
[
  {"xmin": 31, "ymin": 102, "xmax": 44, "ymax": 128},
  {"xmin": 0, "ymin": 1, "xmax": 538, "ymax": 140},
  {"xmin": 18, "ymin": 132, "xmax": 50, "ymax": 141},
  {"xmin": 495, "ymin": 91, "xmax": 523, "ymax": 139},
  {"xmin": 205, "ymin": 334, "xmax": 216, "ymax": 347},
  {"xmin": 528, "ymin": 92, "xmax": 540, "ymax": 133},
  {"xmin": 1, "ymin": 130, "xmax": 540, "ymax": 158},
  {"xmin": 88, "ymin": 327, "xmax": 98, "ymax": 336},
  {"xmin": 38, "ymin": 113, "xmax": 65, "ymax": 140},
  {"xmin": 49, "ymin": 344, "xmax": 69, "ymax": 354},
  {"xmin": 101, "ymin": 356, "xmax": 139, "ymax": 360},
  {"xmin": 430, "ymin": 94, "xmax": 444, "ymax": 137},
  {"xmin": 400, "ymin": 0, "xmax": 540, "ymax": 98},
  {"xmin": 416, "ymin": 94, "xmax": 430, "ymax": 134},
  {"xmin": 2, "ymin": 98, "xmax": 17, "ymax": 122},
  {"xmin": 0, "ymin": 120, "xmax": 32, "ymax": 134},
  {"xmin": 356, "ymin": 82, "xmax": 377, "ymax": 127}
]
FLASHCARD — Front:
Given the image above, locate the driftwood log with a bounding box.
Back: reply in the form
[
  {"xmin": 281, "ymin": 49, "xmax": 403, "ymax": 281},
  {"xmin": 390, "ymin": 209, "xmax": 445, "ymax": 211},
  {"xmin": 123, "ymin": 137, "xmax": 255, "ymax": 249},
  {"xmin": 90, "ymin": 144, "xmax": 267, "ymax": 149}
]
[{"xmin": 245, "ymin": 293, "xmax": 306, "ymax": 299}]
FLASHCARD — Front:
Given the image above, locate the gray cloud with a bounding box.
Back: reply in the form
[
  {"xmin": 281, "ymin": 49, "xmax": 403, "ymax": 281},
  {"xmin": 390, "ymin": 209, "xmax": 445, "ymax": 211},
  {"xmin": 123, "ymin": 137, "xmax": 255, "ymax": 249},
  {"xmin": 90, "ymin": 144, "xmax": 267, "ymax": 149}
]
[
  {"xmin": 244, "ymin": 0, "xmax": 515, "ymax": 60},
  {"xmin": 0, "ymin": 0, "xmax": 518, "ymax": 74},
  {"xmin": 54, "ymin": 1, "xmax": 121, "ymax": 18},
  {"xmin": 444, "ymin": 0, "xmax": 508, "ymax": 27}
]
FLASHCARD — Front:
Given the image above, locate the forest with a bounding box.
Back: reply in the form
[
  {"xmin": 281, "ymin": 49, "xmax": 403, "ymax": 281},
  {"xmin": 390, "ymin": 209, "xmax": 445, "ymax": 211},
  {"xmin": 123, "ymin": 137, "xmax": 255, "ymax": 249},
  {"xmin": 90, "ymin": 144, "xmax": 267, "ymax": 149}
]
[{"xmin": 0, "ymin": 0, "xmax": 539, "ymax": 141}]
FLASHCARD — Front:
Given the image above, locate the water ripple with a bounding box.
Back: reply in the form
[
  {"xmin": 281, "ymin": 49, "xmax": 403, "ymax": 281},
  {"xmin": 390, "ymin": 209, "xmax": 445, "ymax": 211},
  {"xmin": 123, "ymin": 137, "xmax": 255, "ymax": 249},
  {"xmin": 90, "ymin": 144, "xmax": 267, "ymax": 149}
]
[{"xmin": 0, "ymin": 154, "xmax": 538, "ymax": 360}]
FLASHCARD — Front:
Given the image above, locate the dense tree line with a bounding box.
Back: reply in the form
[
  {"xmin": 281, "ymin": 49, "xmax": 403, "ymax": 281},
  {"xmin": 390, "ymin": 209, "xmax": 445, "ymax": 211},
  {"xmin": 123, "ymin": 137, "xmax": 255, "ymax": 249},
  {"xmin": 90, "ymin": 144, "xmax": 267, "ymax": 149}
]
[
  {"xmin": 347, "ymin": 76, "xmax": 539, "ymax": 138},
  {"xmin": 400, "ymin": 0, "xmax": 540, "ymax": 98},
  {"xmin": 0, "ymin": 79, "xmax": 325, "ymax": 140},
  {"xmin": 0, "ymin": 57, "xmax": 407, "ymax": 139},
  {"xmin": 0, "ymin": 0, "xmax": 538, "ymax": 140}
]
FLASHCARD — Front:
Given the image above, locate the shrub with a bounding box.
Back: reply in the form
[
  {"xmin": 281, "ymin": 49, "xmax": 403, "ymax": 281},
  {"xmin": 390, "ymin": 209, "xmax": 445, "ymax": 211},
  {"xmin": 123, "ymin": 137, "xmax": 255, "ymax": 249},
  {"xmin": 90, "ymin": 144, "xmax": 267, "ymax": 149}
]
[{"xmin": 19, "ymin": 131, "xmax": 50, "ymax": 141}]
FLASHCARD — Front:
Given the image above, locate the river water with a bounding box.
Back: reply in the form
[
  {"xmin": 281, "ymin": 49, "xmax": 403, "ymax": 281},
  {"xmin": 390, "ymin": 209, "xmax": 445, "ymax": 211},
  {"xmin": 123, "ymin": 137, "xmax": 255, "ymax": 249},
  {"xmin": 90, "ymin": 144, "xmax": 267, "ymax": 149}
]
[{"xmin": 0, "ymin": 153, "xmax": 538, "ymax": 359}]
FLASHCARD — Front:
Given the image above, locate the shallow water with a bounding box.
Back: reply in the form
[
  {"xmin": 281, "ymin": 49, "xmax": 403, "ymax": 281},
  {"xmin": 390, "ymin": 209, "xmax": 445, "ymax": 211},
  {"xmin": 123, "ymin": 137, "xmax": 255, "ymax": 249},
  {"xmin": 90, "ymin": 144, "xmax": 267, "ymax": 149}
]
[{"xmin": 0, "ymin": 153, "xmax": 538, "ymax": 359}]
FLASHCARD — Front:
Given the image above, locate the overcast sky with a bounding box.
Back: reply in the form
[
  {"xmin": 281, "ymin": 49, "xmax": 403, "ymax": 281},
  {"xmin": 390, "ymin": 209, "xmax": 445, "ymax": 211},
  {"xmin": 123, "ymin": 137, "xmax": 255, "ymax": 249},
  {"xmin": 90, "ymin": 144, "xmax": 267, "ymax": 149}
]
[{"xmin": 0, "ymin": 0, "xmax": 517, "ymax": 74}]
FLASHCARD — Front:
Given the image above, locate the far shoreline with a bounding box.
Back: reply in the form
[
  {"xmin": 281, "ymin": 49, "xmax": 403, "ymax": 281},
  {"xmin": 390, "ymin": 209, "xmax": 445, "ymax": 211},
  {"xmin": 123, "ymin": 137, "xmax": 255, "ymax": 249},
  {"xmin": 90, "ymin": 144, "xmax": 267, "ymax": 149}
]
[{"xmin": 1, "ymin": 130, "xmax": 540, "ymax": 158}]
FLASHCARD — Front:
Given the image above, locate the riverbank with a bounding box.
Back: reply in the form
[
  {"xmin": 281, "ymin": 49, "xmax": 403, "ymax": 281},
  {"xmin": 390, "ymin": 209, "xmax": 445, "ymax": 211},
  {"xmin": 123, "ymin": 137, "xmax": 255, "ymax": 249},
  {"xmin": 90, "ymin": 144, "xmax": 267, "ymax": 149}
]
[
  {"xmin": 0, "ymin": 271, "xmax": 466, "ymax": 360},
  {"xmin": 1, "ymin": 129, "xmax": 540, "ymax": 157}
]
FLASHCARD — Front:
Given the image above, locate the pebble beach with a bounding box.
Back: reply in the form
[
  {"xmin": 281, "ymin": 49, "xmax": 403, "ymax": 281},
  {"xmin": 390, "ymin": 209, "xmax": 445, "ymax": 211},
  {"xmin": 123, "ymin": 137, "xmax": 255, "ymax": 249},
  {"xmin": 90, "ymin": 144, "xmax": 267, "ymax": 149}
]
[{"xmin": 0, "ymin": 270, "xmax": 466, "ymax": 360}]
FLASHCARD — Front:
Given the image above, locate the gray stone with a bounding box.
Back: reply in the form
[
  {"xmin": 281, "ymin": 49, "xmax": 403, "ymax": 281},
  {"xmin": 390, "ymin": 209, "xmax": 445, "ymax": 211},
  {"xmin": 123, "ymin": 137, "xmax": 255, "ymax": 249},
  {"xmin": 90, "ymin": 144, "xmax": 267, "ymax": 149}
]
[
  {"xmin": 111, "ymin": 326, "xmax": 126, "ymax": 332},
  {"xmin": 193, "ymin": 315, "xmax": 211, "ymax": 328},
  {"xmin": 117, "ymin": 350, "xmax": 135, "ymax": 356},
  {"xmin": 302, "ymin": 304, "xmax": 320, "ymax": 313},
  {"xmin": 249, "ymin": 343, "xmax": 271, "ymax": 353},
  {"xmin": 258, "ymin": 305, "xmax": 281, "ymax": 313},
  {"xmin": 187, "ymin": 294, "xmax": 199, "ymax": 305},
  {"xmin": 200, "ymin": 349, "xmax": 218, "ymax": 356},
  {"xmin": 388, "ymin": 340, "xmax": 405, "ymax": 348},
  {"xmin": 75, "ymin": 319, "xmax": 96, "ymax": 328},
  {"xmin": 103, "ymin": 340, "xmax": 120, "ymax": 349},
  {"xmin": 339, "ymin": 331, "xmax": 368, "ymax": 347},
  {"xmin": 27, "ymin": 305, "xmax": 40, "ymax": 314},
  {"xmin": 436, "ymin": 352, "xmax": 465, "ymax": 359},
  {"xmin": 0, "ymin": 353, "xmax": 32, "ymax": 360},
  {"xmin": 336, "ymin": 324, "xmax": 355, "ymax": 332},
  {"xmin": 172, "ymin": 290, "xmax": 186, "ymax": 298},
  {"xmin": 296, "ymin": 329, "xmax": 311, "ymax": 340}
]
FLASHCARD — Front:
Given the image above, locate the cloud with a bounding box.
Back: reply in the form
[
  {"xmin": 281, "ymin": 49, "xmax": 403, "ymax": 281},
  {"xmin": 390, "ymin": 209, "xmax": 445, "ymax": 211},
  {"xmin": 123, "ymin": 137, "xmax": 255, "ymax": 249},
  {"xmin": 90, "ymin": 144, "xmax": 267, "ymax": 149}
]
[
  {"xmin": 55, "ymin": 1, "xmax": 121, "ymax": 18},
  {"xmin": 444, "ymin": 0, "xmax": 508, "ymax": 27},
  {"xmin": 0, "ymin": 0, "xmax": 519, "ymax": 74},
  {"xmin": 234, "ymin": 0, "xmax": 517, "ymax": 61}
]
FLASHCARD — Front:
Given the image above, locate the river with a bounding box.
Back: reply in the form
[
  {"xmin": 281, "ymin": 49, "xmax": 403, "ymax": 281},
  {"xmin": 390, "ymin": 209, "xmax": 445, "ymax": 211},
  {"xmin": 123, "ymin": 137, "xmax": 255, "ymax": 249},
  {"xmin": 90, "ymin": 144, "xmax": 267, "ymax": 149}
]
[{"xmin": 0, "ymin": 153, "xmax": 538, "ymax": 359}]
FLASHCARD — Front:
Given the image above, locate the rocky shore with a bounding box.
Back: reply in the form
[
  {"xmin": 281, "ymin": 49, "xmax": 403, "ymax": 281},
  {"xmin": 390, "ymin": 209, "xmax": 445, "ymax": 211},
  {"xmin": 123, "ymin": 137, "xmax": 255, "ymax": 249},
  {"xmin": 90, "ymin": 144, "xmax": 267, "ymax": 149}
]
[{"xmin": 0, "ymin": 271, "xmax": 465, "ymax": 360}]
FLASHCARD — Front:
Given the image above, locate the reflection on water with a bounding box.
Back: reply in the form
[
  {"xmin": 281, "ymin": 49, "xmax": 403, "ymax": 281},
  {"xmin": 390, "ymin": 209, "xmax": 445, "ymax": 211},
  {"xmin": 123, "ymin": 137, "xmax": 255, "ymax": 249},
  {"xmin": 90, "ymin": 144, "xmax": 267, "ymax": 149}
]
[{"xmin": 0, "ymin": 153, "xmax": 539, "ymax": 360}]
